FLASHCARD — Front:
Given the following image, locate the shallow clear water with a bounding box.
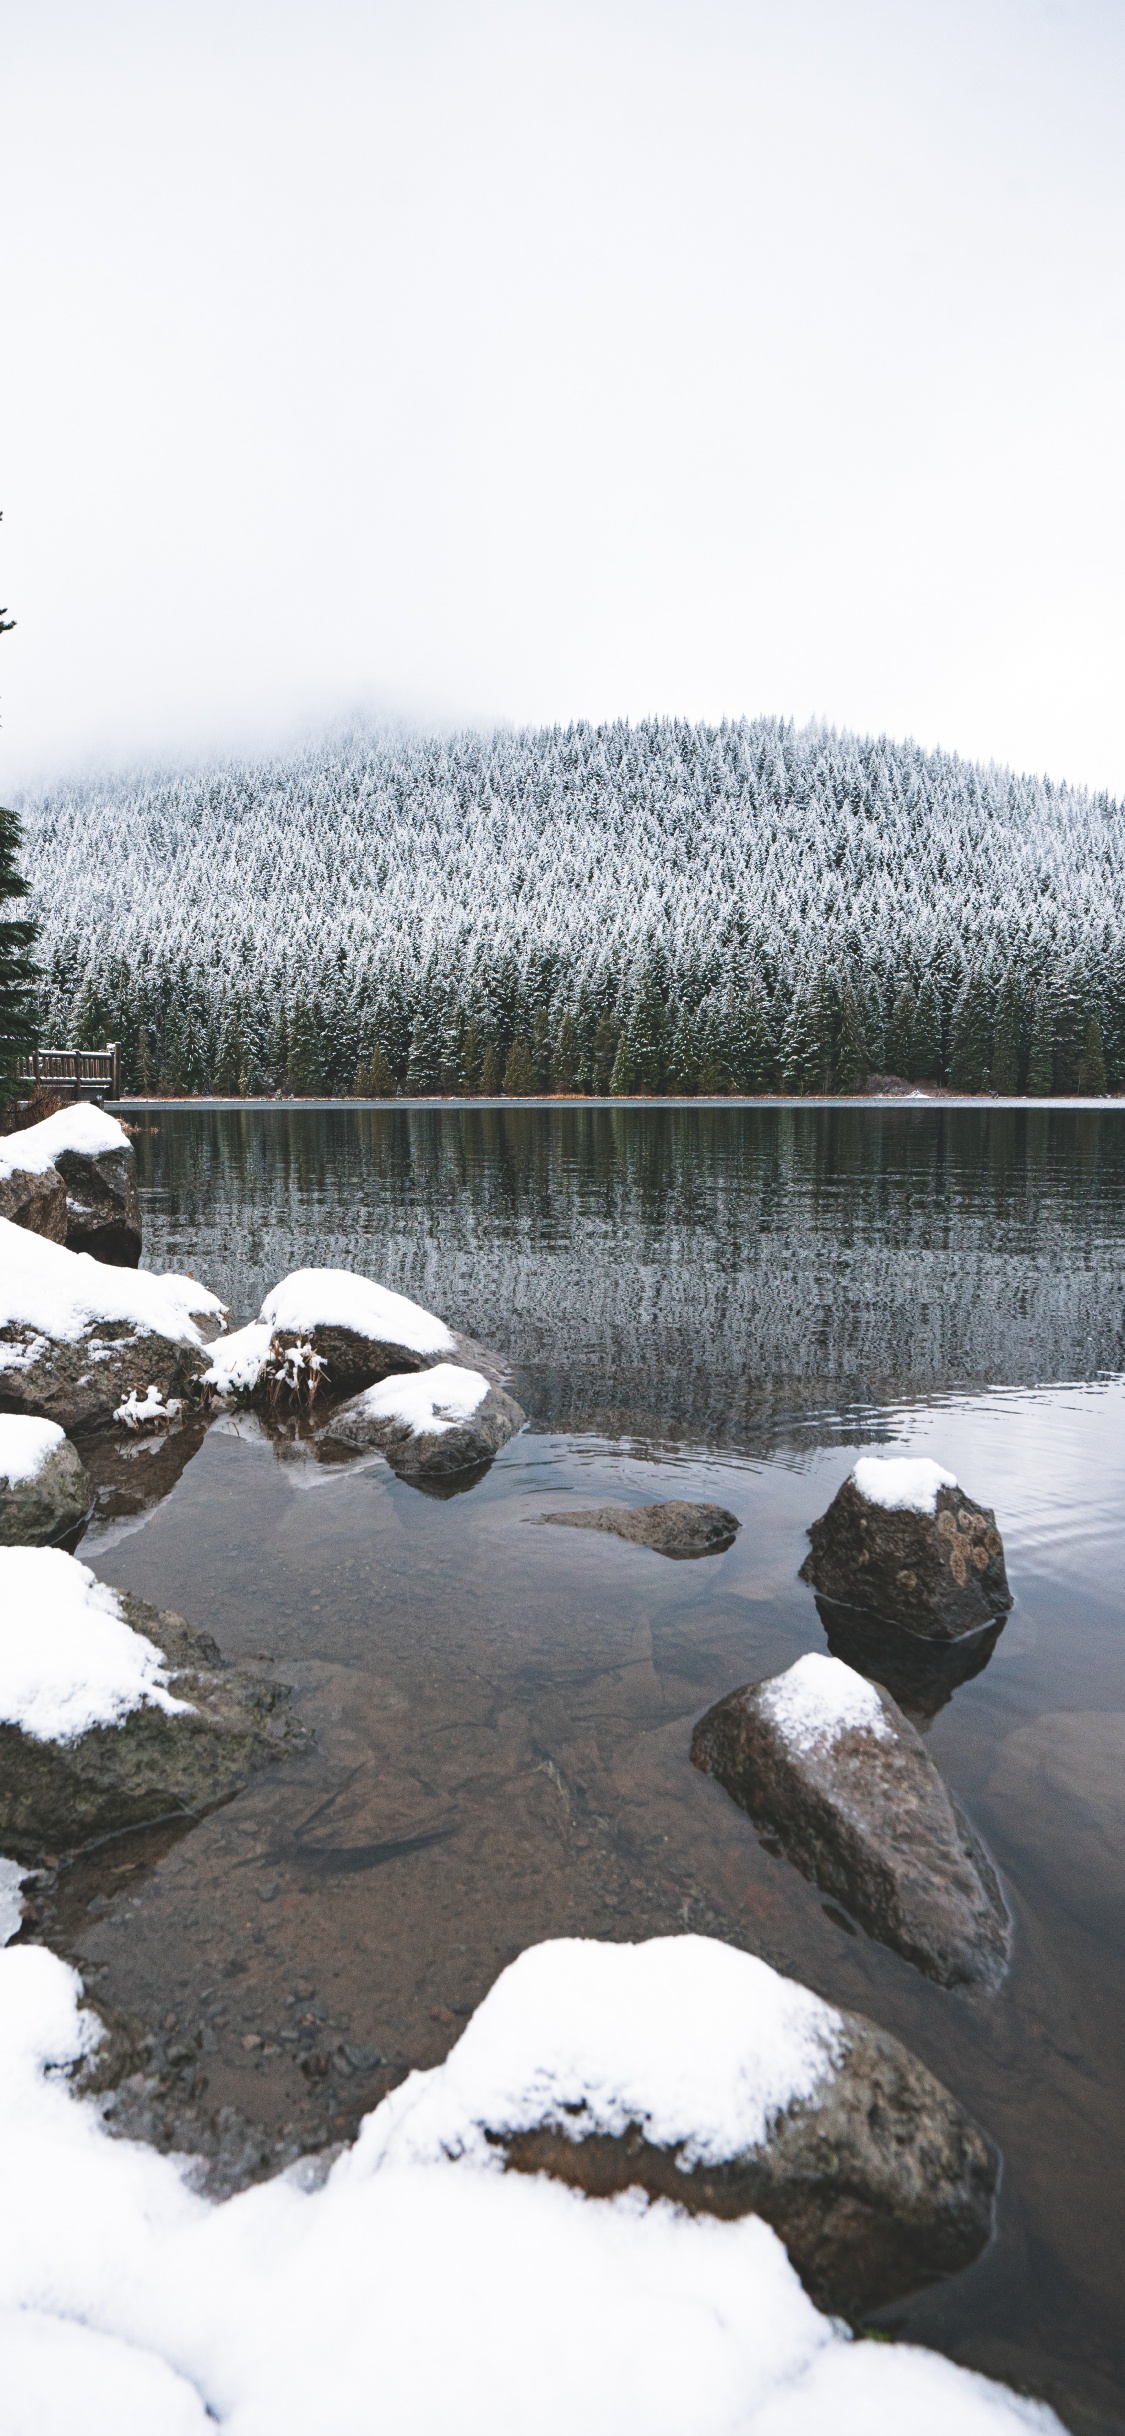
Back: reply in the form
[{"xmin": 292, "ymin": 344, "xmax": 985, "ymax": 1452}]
[{"xmin": 43, "ymin": 1107, "xmax": 1125, "ymax": 2431}]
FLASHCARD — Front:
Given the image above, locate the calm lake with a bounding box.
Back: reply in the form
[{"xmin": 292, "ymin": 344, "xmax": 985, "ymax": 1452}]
[{"xmin": 50, "ymin": 1105, "xmax": 1125, "ymax": 2434}]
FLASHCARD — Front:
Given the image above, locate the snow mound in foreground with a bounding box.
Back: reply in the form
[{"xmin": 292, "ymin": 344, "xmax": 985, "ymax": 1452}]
[
  {"xmin": 851, "ymin": 1456, "xmax": 958, "ymax": 1513},
  {"xmin": 0, "ymin": 1416, "xmax": 66, "ymax": 1488},
  {"xmin": 0, "ymin": 1217, "xmax": 226, "ymax": 1349},
  {"xmin": 0, "ymin": 1937, "xmax": 1063, "ymax": 2436},
  {"xmin": 259, "ymin": 1267, "xmax": 454, "ymax": 1355},
  {"xmin": 0, "ymin": 1547, "xmax": 190, "ymax": 1745},
  {"xmin": 759, "ymin": 1654, "xmax": 893, "ymax": 1756},
  {"xmin": 0, "ymin": 1101, "xmax": 130, "ymax": 1181}
]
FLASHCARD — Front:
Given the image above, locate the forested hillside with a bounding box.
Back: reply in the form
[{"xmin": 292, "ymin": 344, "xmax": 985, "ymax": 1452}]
[{"xmin": 19, "ymin": 718, "xmax": 1125, "ymax": 1096}]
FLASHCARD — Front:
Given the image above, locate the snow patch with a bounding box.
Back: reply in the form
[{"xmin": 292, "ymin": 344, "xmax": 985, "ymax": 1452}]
[
  {"xmin": 0, "ymin": 1548, "xmax": 191, "ymax": 1745},
  {"xmin": 0, "ymin": 1217, "xmax": 225, "ymax": 1348},
  {"xmin": 760, "ymin": 1654, "xmax": 892, "ymax": 1756},
  {"xmin": 0, "ymin": 1939, "xmax": 1063, "ymax": 2436},
  {"xmin": 351, "ymin": 1362, "xmax": 490, "ymax": 1439},
  {"xmin": 114, "ymin": 1387, "xmax": 183, "ymax": 1429},
  {"xmin": 203, "ymin": 1320, "xmax": 273, "ymax": 1396},
  {"xmin": 354, "ymin": 1935, "xmax": 844, "ymax": 2174},
  {"xmin": 0, "ymin": 1416, "xmax": 66, "ymax": 1488},
  {"xmin": 259, "ymin": 1267, "xmax": 454, "ymax": 1355},
  {"xmin": 851, "ymin": 1456, "xmax": 958, "ymax": 1514},
  {"xmin": 0, "ymin": 1101, "xmax": 129, "ymax": 1180},
  {"xmin": 0, "ymin": 1858, "xmax": 27, "ymax": 1946}
]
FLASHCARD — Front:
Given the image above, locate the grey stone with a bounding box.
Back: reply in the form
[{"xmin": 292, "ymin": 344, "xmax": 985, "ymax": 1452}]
[
  {"xmin": 0, "ymin": 1162, "xmax": 68, "ymax": 1243},
  {"xmin": 55, "ymin": 1142, "xmax": 143, "ymax": 1267},
  {"xmin": 0, "ymin": 1591, "xmax": 302, "ymax": 1860},
  {"xmin": 691, "ymin": 1671, "xmax": 1011, "ymax": 1990},
  {"xmin": 0, "ymin": 1322, "xmax": 210, "ymax": 1432},
  {"xmin": 325, "ymin": 1378, "xmax": 525, "ymax": 1478},
  {"xmin": 532, "ymin": 1500, "xmax": 740, "ymax": 1558},
  {"xmin": 266, "ymin": 1320, "xmax": 511, "ymax": 1399},
  {"xmin": 0, "ymin": 1434, "xmax": 91, "ymax": 1545},
  {"xmin": 799, "ymin": 1475, "xmax": 1011, "ymax": 1639},
  {"xmin": 496, "ymin": 2004, "xmax": 998, "ymax": 2318}
]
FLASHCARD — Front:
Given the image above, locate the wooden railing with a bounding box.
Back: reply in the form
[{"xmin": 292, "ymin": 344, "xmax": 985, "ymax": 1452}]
[{"xmin": 16, "ymin": 1044, "xmax": 120, "ymax": 1100}]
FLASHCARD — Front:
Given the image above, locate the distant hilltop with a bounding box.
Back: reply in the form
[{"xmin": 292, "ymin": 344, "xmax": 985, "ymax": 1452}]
[{"xmin": 19, "ymin": 719, "xmax": 1124, "ymax": 1099}]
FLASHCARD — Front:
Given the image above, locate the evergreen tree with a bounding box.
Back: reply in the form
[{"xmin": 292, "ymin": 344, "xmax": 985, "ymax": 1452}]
[
  {"xmin": 780, "ymin": 973, "xmax": 833, "ymax": 1094},
  {"xmin": 459, "ymin": 1018, "xmax": 483, "ymax": 1093},
  {"xmin": 666, "ymin": 1007, "xmax": 697, "ymax": 1094},
  {"xmin": 864, "ymin": 979, "xmax": 887, "ymax": 1073},
  {"xmin": 834, "ymin": 982, "xmax": 869, "ymax": 1094},
  {"xmin": 1051, "ymin": 965, "xmax": 1086, "ymax": 1094},
  {"xmin": 624, "ymin": 967, "xmax": 668, "ymax": 1092},
  {"xmin": 608, "ymin": 1030, "xmax": 635, "ymax": 1095},
  {"xmin": 479, "ymin": 1038, "xmax": 501, "ymax": 1094},
  {"xmin": 1026, "ymin": 984, "xmax": 1055, "ymax": 1096},
  {"xmin": 532, "ymin": 1004, "xmax": 553, "ymax": 1091},
  {"xmin": 1077, "ymin": 1018, "xmax": 1107, "ymax": 1095},
  {"xmin": 357, "ymin": 1042, "xmax": 395, "ymax": 1096},
  {"xmin": 502, "ymin": 1035, "xmax": 536, "ymax": 1095},
  {"xmin": 405, "ymin": 1004, "xmax": 442, "ymax": 1092},
  {"xmin": 948, "ymin": 970, "xmax": 991, "ymax": 1093},
  {"xmin": 989, "ymin": 974, "xmax": 1023, "ymax": 1095},
  {"xmin": 0, "ymin": 804, "xmax": 38, "ymax": 1101},
  {"xmin": 909, "ymin": 973, "xmax": 943, "ymax": 1082},
  {"xmin": 887, "ymin": 979, "xmax": 916, "ymax": 1080},
  {"xmin": 591, "ymin": 1013, "xmax": 620, "ymax": 1094},
  {"xmin": 287, "ymin": 997, "xmax": 325, "ymax": 1094},
  {"xmin": 553, "ymin": 1011, "xmax": 579, "ymax": 1092}
]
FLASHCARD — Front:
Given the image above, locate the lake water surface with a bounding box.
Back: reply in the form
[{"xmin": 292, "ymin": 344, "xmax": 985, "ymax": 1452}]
[{"xmin": 44, "ymin": 1106, "xmax": 1125, "ymax": 2434}]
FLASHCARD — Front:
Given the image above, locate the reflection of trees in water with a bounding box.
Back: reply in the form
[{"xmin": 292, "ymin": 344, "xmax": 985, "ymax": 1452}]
[{"xmin": 138, "ymin": 1107, "xmax": 1125, "ymax": 1450}]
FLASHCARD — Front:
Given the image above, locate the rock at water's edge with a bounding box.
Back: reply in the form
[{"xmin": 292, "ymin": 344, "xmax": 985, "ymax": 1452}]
[
  {"xmin": 498, "ymin": 2002, "xmax": 998, "ymax": 2319},
  {"xmin": 0, "ymin": 1163, "xmax": 68, "ymax": 1244},
  {"xmin": 533, "ymin": 1500, "xmax": 740, "ymax": 1559},
  {"xmin": 0, "ymin": 1593, "xmax": 300, "ymax": 1858},
  {"xmin": 691, "ymin": 1659, "xmax": 1012, "ymax": 1990},
  {"xmin": 0, "ymin": 1326, "xmax": 211, "ymax": 1433},
  {"xmin": 55, "ymin": 1142, "xmax": 143, "ymax": 1267},
  {"xmin": 325, "ymin": 1369, "xmax": 525, "ymax": 1478},
  {"xmin": 0, "ymin": 1432, "xmax": 91, "ymax": 1546},
  {"xmin": 800, "ymin": 1469, "xmax": 1011, "ymax": 1640}
]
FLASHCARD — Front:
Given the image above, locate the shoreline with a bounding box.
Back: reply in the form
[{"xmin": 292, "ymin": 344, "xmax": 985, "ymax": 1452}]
[{"xmin": 109, "ymin": 1092, "xmax": 1125, "ymax": 1112}]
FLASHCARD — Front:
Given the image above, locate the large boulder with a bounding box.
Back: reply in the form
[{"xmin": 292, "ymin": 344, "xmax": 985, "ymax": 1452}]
[
  {"xmin": 361, "ymin": 1933, "xmax": 999, "ymax": 2319},
  {"xmin": 691, "ymin": 1653, "xmax": 1011, "ymax": 1990},
  {"xmin": 0, "ymin": 1418, "xmax": 91, "ymax": 1546},
  {"xmin": 258, "ymin": 1267, "xmax": 458, "ymax": 1391},
  {"xmin": 0, "ymin": 1217, "xmax": 225, "ymax": 1432},
  {"xmin": 0, "ymin": 1160, "xmax": 68, "ymax": 1244},
  {"xmin": 0, "ymin": 1104, "xmax": 142, "ymax": 1265},
  {"xmin": 799, "ymin": 1456, "xmax": 1011, "ymax": 1640},
  {"xmin": 324, "ymin": 1363, "xmax": 525, "ymax": 1479},
  {"xmin": 0, "ymin": 1547, "xmax": 299, "ymax": 1859},
  {"xmin": 532, "ymin": 1500, "xmax": 740, "ymax": 1558}
]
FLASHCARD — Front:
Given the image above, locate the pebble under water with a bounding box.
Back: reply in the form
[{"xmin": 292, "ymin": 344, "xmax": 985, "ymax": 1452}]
[{"xmin": 22, "ymin": 1104, "xmax": 1125, "ymax": 2436}]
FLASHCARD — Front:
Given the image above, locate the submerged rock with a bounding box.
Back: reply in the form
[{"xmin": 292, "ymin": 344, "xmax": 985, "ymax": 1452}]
[
  {"xmin": 366, "ymin": 1932, "xmax": 999, "ymax": 2319},
  {"xmin": 0, "ymin": 1104, "xmax": 142, "ymax": 1265},
  {"xmin": 325, "ymin": 1363, "xmax": 525, "ymax": 1478},
  {"xmin": 799, "ymin": 1456, "xmax": 1011, "ymax": 1640},
  {"xmin": 691, "ymin": 1653, "xmax": 1011, "ymax": 1990},
  {"xmin": 0, "ymin": 1217, "xmax": 225, "ymax": 1432},
  {"xmin": 987, "ymin": 1710, "xmax": 1125, "ymax": 1946},
  {"xmin": 0, "ymin": 1417, "xmax": 91, "ymax": 1546},
  {"xmin": 532, "ymin": 1500, "xmax": 740, "ymax": 1559},
  {"xmin": 0, "ymin": 1548, "xmax": 300, "ymax": 1859}
]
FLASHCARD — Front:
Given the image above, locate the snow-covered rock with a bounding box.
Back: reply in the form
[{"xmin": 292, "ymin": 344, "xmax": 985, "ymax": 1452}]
[
  {"xmin": 692, "ymin": 1655, "xmax": 1012, "ymax": 1991},
  {"xmin": 0, "ymin": 1936, "xmax": 1051, "ymax": 2436},
  {"xmin": 0, "ymin": 1416, "xmax": 91, "ymax": 1546},
  {"xmin": 533, "ymin": 1500, "xmax": 740, "ymax": 1558},
  {"xmin": 260, "ymin": 1266, "xmax": 455, "ymax": 1389},
  {"xmin": 799, "ymin": 1458, "xmax": 1012, "ymax": 1639},
  {"xmin": 325, "ymin": 1362, "xmax": 525, "ymax": 1479},
  {"xmin": 0, "ymin": 1103, "xmax": 142, "ymax": 1265},
  {"xmin": 0, "ymin": 1156, "xmax": 67, "ymax": 1244},
  {"xmin": 0, "ymin": 1548, "xmax": 297, "ymax": 1857},
  {"xmin": 0, "ymin": 1218, "xmax": 226, "ymax": 1430}
]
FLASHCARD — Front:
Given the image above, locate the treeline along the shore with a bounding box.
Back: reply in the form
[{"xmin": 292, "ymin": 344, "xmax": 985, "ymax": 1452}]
[{"xmin": 20, "ymin": 718, "xmax": 1125, "ymax": 1097}]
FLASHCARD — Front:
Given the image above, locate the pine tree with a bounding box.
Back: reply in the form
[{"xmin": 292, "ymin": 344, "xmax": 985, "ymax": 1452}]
[
  {"xmin": 287, "ymin": 997, "xmax": 325, "ymax": 1094},
  {"xmin": 989, "ymin": 975, "xmax": 1023, "ymax": 1094},
  {"xmin": 948, "ymin": 970, "xmax": 991, "ymax": 1092},
  {"xmin": 624, "ymin": 967, "xmax": 668, "ymax": 1092},
  {"xmin": 1026, "ymin": 984, "xmax": 1055, "ymax": 1096},
  {"xmin": 591, "ymin": 1013, "xmax": 620, "ymax": 1094},
  {"xmin": 781, "ymin": 973, "xmax": 832, "ymax": 1094},
  {"xmin": 909, "ymin": 974, "xmax": 943, "ymax": 1082},
  {"xmin": 1051, "ymin": 965, "xmax": 1086, "ymax": 1094},
  {"xmin": 666, "ymin": 1007, "xmax": 697, "ymax": 1094},
  {"xmin": 479, "ymin": 1038, "xmax": 501, "ymax": 1094},
  {"xmin": 834, "ymin": 982, "xmax": 868, "ymax": 1093},
  {"xmin": 532, "ymin": 1004, "xmax": 553, "ymax": 1091},
  {"xmin": 887, "ymin": 979, "xmax": 916, "ymax": 1080},
  {"xmin": 366, "ymin": 1041, "xmax": 396, "ymax": 1096},
  {"xmin": 1077, "ymin": 1018, "xmax": 1107, "ymax": 1095},
  {"xmin": 552, "ymin": 1011, "xmax": 579, "ymax": 1092},
  {"xmin": 0, "ymin": 804, "xmax": 38, "ymax": 1101},
  {"xmin": 459, "ymin": 1018, "xmax": 483, "ymax": 1093},
  {"xmin": 502, "ymin": 1036, "xmax": 536, "ymax": 1095},
  {"xmin": 405, "ymin": 1004, "xmax": 442, "ymax": 1093},
  {"xmin": 608, "ymin": 1031, "xmax": 635, "ymax": 1095}
]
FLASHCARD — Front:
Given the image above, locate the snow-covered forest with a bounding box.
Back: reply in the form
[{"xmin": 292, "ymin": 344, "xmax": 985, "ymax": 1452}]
[{"xmin": 19, "ymin": 718, "xmax": 1125, "ymax": 1096}]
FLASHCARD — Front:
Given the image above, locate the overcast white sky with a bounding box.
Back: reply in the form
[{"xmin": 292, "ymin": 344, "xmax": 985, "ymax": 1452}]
[{"xmin": 2, "ymin": 0, "xmax": 1123, "ymax": 793}]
